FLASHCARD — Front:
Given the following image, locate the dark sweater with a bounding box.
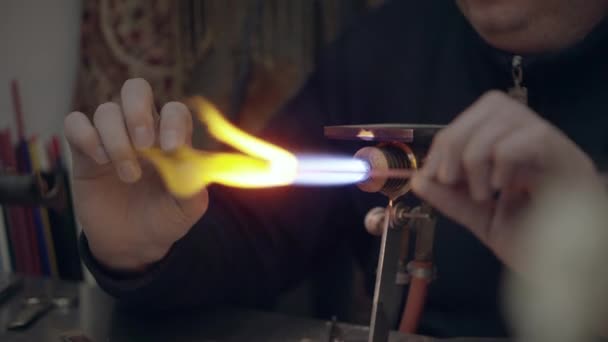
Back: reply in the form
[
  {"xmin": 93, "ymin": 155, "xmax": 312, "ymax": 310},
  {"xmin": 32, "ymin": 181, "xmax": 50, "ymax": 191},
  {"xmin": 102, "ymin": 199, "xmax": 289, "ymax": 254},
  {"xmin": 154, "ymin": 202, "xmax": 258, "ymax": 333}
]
[{"xmin": 81, "ymin": 0, "xmax": 608, "ymax": 338}]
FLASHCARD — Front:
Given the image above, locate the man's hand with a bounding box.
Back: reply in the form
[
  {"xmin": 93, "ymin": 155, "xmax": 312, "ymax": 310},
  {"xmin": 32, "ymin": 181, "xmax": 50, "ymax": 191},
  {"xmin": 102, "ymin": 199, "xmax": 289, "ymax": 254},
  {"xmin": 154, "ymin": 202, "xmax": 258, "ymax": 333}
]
[
  {"xmin": 64, "ymin": 78, "xmax": 208, "ymax": 273},
  {"xmin": 411, "ymin": 90, "xmax": 601, "ymax": 269}
]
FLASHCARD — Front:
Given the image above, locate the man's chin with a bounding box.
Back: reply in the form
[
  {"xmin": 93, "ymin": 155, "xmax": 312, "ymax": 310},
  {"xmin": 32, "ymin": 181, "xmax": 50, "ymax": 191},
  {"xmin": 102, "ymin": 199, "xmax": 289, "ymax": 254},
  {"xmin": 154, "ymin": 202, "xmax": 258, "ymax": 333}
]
[
  {"xmin": 459, "ymin": 2, "xmax": 528, "ymax": 30},
  {"xmin": 474, "ymin": 31, "xmax": 542, "ymax": 55},
  {"xmin": 456, "ymin": 0, "xmax": 541, "ymax": 53}
]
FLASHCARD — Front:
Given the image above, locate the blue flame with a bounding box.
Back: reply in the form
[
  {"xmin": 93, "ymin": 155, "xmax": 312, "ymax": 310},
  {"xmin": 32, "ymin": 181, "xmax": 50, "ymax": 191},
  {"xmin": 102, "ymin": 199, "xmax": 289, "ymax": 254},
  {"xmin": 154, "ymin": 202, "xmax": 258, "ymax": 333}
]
[{"xmin": 293, "ymin": 154, "xmax": 370, "ymax": 186}]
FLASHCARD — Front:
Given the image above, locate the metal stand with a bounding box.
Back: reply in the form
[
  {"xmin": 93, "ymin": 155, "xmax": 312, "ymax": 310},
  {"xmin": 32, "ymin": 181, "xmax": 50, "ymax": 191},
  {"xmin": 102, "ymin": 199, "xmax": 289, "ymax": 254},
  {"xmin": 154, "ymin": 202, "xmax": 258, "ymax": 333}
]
[
  {"xmin": 322, "ymin": 123, "xmax": 444, "ymax": 342},
  {"xmin": 366, "ymin": 201, "xmax": 436, "ymax": 342}
]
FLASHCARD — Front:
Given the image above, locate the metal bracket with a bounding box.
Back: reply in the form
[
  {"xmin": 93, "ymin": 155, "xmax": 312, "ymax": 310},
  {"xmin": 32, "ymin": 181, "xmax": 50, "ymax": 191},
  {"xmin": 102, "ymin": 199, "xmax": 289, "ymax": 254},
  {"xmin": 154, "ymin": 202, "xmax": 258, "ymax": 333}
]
[{"xmin": 367, "ymin": 202, "xmax": 437, "ymax": 342}]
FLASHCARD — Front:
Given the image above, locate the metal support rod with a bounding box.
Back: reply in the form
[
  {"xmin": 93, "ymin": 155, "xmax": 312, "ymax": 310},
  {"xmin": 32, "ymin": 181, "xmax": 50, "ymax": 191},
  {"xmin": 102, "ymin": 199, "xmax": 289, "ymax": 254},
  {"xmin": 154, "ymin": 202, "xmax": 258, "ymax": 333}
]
[{"xmin": 368, "ymin": 203, "xmax": 407, "ymax": 342}]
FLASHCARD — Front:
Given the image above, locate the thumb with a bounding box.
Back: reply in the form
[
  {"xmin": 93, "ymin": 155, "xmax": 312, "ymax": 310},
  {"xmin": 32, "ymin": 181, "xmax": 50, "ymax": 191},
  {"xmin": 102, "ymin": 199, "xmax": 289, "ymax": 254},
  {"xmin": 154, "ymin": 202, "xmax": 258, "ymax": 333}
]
[{"xmin": 176, "ymin": 188, "xmax": 210, "ymax": 223}]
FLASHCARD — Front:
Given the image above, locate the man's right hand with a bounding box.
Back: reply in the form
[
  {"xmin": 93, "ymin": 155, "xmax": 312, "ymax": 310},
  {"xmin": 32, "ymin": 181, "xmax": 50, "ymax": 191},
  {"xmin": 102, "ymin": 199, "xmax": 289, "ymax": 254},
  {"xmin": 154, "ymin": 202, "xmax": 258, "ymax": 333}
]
[{"xmin": 64, "ymin": 78, "xmax": 209, "ymax": 273}]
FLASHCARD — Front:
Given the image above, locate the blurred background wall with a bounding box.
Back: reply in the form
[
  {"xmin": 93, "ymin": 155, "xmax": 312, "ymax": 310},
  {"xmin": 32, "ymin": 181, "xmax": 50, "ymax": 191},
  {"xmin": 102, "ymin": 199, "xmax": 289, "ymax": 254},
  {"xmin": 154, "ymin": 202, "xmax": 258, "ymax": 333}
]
[{"xmin": 0, "ymin": 0, "xmax": 81, "ymax": 142}]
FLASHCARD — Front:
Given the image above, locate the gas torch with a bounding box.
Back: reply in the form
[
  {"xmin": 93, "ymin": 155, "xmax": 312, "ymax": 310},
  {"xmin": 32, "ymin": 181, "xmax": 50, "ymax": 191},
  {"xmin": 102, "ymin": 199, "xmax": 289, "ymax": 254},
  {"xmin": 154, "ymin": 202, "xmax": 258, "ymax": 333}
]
[{"xmin": 325, "ymin": 124, "xmax": 442, "ymax": 342}]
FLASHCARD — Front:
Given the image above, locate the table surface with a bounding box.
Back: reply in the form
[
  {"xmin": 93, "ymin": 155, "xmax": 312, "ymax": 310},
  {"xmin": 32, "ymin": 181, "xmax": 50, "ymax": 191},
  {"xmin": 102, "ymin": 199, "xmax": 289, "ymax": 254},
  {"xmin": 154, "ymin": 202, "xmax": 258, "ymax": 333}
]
[{"xmin": 0, "ymin": 275, "xmax": 506, "ymax": 342}]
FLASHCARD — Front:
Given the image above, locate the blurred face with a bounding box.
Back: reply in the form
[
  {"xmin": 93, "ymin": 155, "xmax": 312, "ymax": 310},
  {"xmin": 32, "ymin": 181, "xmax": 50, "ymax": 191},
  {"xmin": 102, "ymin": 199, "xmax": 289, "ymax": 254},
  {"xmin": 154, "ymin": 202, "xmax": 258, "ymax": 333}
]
[{"xmin": 456, "ymin": 0, "xmax": 608, "ymax": 54}]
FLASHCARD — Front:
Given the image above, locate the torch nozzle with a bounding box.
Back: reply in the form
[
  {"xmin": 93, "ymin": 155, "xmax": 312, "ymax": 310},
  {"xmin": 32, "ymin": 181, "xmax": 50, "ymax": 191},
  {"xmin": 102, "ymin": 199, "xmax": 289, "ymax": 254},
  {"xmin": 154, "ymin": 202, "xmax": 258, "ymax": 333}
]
[{"xmin": 354, "ymin": 145, "xmax": 418, "ymax": 199}]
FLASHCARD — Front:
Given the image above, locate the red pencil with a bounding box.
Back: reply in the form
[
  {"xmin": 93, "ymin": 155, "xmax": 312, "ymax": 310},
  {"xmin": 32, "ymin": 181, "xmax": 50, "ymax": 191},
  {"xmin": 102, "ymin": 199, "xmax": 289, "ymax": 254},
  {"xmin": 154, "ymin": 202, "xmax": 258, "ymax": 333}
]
[{"xmin": 10, "ymin": 79, "xmax": 25, "ymax": 140}]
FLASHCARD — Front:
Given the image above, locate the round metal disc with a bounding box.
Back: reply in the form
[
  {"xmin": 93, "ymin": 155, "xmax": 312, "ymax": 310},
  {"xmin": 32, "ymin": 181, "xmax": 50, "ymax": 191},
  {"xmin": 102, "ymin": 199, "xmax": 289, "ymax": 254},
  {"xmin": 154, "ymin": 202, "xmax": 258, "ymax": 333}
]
[{"xmin": 324, "ymin": 124, "xmax": 444, "ymax": 145}]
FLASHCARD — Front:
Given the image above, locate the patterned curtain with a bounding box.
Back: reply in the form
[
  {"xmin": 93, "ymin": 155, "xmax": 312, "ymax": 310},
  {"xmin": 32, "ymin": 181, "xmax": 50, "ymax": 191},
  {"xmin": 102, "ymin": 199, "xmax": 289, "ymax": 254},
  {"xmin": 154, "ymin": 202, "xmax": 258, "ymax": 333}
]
[
  {"xmin": 75, "ymin": 0, "xmax": 183, "ymax": 113},
  {"xmin": 74, "ymin": 0, "xmax": 378, "ymax": 140}
]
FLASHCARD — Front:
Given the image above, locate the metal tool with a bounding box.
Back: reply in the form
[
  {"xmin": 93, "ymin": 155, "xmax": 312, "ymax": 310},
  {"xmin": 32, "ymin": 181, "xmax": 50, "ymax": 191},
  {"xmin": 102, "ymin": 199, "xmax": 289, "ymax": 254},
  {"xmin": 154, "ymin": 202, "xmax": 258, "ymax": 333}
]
[
  {"xmin": 5, "ymin": 293, "xmax": 78, "ymax": 330},
  {"xmin": 6, "ymin": 296, "xmax": 54, "ymax": 330},
  {"xmin": 52, "ymin": 295, "xmax": 79, "ymax": 309},
  {"xmin": 325, "ymin": 124, "xmax": 443, "ymax": 342}
]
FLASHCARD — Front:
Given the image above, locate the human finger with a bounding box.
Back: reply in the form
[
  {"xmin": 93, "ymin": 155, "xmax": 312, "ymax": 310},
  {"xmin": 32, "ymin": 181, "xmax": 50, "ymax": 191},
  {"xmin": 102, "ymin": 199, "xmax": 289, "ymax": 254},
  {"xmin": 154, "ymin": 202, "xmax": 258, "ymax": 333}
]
[
  {"xmin": 93, "ymin": 102, "xmax": 142, "ymax": 183},
  {"xmin": 159, "ymin": 101, "xmax": 193, "ymax": 151},
  {"xmin": 120, "ymin": 78, "xmax": 157, "ymax": 150}
]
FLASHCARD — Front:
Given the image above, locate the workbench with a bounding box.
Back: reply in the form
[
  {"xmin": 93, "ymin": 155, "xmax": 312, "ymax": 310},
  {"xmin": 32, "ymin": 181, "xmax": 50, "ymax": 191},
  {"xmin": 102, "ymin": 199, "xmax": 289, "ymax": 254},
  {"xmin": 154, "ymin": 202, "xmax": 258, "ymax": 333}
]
[{"xmin": 0, "ymin": 275, "xmax": 507, "ymax": 341}]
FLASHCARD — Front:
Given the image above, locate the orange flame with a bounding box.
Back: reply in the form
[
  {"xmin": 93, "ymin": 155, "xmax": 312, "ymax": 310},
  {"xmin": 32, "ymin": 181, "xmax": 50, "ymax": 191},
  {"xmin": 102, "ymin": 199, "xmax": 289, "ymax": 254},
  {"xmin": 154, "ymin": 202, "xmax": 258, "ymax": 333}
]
[{"xmin": 140, "ymin": 96, "xmax": 298, "ymax": 198}]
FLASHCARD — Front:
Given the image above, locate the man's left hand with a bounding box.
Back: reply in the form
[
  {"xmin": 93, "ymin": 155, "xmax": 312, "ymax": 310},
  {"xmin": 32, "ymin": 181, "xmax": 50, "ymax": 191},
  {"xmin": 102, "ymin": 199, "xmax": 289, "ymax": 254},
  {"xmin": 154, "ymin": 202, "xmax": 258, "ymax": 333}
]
[{"xmin": 411, "ymin": 90, "xmax": 601, "ymax": 269}]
